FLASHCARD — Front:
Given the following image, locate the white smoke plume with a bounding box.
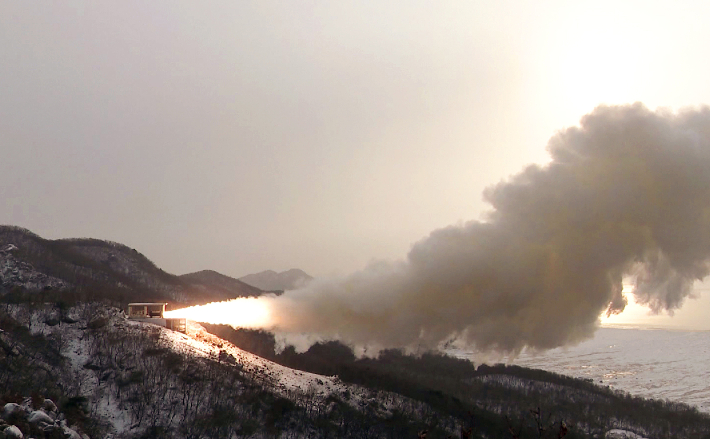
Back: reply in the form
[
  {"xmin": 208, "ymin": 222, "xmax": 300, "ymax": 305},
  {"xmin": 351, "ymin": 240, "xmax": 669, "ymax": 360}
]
[
  {"xmin": 184, "ymin": 103, "xmax": 710, "ymax": 353},
  {"xmin": 260, "ymin": 103, "xmax": 710, "ymax": 353}
]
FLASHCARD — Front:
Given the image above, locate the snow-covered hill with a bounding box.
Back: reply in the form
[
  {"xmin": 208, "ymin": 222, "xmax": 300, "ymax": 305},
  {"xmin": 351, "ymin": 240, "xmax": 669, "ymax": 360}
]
[
  {"xmin": 4, "ymin": 300, "xmax": 710, "ymax": 438},
  {"xmin": 1, "ymin": 302, "xmax": 456, "ymax": 438},
  {"xmin": 0, "ymin": 226, "xmax": 269, "ymax": 305}
]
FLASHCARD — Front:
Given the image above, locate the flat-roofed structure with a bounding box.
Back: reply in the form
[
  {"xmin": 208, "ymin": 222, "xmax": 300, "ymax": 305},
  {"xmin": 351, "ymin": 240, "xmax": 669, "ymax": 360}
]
[
  {"xmin": 127, "ymin": 302, "xmax": 167, "ymax": 318},
  {"xmin": 126, "ymin": 303, "xmax": 186, "ymax": 333}
]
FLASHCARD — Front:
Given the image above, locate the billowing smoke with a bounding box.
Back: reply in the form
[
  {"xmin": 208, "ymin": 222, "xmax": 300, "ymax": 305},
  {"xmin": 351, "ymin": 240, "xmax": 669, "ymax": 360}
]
[
  {"xmin": 182, "ymin": 103, "xmax": 710, "ymax": 353},
  {"xmin": 260, "ymin": 103, "xmax": 710, "ymax": 353}
]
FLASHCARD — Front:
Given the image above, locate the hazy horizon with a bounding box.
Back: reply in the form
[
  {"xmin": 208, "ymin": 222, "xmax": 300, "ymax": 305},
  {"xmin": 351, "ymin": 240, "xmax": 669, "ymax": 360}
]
[{"xmin": 5, "ymin": 1, "xmax": 710, "ymax": 331}]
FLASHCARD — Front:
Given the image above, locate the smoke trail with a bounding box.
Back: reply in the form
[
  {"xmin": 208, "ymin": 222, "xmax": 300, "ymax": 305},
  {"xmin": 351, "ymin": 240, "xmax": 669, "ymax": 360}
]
[{"xmin": 235, "ymin": 103, "xmax": 710, "ymax": 353}]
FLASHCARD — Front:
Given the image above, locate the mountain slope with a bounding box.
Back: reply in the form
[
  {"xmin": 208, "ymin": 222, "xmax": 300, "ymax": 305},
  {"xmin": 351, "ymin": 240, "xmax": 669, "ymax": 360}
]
[
  {"xmin": 0, "ymin": 301, "xmax": 463, "ymax": 438},
  {"xmin": 3, "ymin": 298, "xmax": 710, "ymax": 438},
  {"xmin": 180, "ymin": 270, "xmax": 266, "ymax": 298},
  {"xmin": 239, "ymin": 268, "xmax": 313, "ymax": 291},
  {"xmin": 0, "ymin": 225, "xmax": 267, "ymax": 306}
]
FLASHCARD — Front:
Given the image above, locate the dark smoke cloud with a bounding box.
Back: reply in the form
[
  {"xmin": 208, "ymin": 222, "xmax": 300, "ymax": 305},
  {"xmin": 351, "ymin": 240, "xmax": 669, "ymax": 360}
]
[{"xmin": 265, "ymin": 103, "xmax": 710, "ymax": 353}]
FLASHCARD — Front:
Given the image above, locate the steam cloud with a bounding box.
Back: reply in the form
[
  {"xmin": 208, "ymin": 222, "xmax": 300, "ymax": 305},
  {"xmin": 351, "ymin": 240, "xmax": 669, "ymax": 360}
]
[{"xmin": 262, "ymin": 103, "xmax": 710, "ymax": 353}]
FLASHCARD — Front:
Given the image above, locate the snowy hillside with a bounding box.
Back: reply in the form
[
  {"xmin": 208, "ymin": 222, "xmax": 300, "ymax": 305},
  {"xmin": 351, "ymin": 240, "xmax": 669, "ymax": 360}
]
[
  {"xmin": 3, "ymin": 300, "xmax": 710, "ymax": 437},
  {"xmin": 1, "ymin": 302, "xmax": 462, "ymax": 438}
]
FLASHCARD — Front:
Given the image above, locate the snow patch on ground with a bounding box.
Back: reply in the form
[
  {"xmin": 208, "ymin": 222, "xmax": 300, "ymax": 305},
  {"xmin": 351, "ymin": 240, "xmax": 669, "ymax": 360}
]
[
  {"xmin": 606, "ymin": 429, "xmax": 649, "ymax": 439},
  {"xmin": 59, "ymin": 310, "xmax": 133, "ymax": 436}
]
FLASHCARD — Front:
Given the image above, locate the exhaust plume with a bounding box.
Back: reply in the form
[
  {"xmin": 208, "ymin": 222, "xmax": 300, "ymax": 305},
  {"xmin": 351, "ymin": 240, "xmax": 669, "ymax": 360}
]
[{"xmin": 181, "ymin": 103, "xmax": 710, "ymax": 353}]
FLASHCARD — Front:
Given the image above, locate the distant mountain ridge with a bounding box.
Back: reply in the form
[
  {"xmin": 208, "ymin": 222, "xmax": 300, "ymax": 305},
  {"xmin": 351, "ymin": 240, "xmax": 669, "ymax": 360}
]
[
  {"xmin": 180, "ymin": 269, "xmax": 267, "ymax": 297},
  {"xmin": 239, "ymin": 268, "xmax": 313, "ymax": 291},
  {"xmin": 0, "ymin": 225, "xmax": 267, "ymax": 306}
]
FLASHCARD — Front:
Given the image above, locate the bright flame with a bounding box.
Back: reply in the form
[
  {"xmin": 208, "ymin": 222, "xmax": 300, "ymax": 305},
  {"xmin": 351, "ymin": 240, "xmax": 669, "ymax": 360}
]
[{"xmin": 164, "ymin": 297, "xmax": 273, "ymax": 329}]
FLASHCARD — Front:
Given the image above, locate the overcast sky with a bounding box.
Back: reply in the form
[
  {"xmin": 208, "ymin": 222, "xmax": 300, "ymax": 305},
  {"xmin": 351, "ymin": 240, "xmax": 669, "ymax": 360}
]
[{"xmin": 4, "ymin": 1, "xmax": 710, "ymax": 326}]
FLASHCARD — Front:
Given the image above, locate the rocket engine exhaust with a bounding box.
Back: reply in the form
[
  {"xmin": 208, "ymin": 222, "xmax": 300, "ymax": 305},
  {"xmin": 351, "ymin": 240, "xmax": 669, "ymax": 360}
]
[{"xmin": 171, "ymin": 103, "xmax": 710, "ymax": 354}]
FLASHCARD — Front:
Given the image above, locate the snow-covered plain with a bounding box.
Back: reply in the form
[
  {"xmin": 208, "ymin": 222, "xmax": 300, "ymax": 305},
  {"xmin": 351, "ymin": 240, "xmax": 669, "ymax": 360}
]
[{"xmin": 454, "ymin": 327, "xmax": 710, "ymax": 413}]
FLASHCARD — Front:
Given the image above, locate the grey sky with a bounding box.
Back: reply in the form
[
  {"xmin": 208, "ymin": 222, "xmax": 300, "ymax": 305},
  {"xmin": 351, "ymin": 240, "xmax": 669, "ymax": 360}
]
[{"xmin": 3, "ymin": 0, "xmax": 710, "ymax": 290}]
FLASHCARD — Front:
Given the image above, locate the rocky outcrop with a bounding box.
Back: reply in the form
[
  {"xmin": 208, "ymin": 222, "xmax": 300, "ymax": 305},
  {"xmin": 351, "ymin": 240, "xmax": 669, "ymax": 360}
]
[{"xmin": 0, "ymin": 399, "xmax": 87, "ymax": 439}]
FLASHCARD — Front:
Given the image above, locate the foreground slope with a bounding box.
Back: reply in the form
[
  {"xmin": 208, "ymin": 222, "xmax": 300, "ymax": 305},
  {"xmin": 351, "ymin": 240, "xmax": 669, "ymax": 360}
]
[
  {"xmin": 1, "ymin": 301, "xmax": 465, "ymax": 438},
  {"xmin": 203, "ymin": 324, "xmax": 710, "ymax": 439},
  {"xmin": 4, "ymin": 297, "xmax": 710, "ymax": 438}
]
